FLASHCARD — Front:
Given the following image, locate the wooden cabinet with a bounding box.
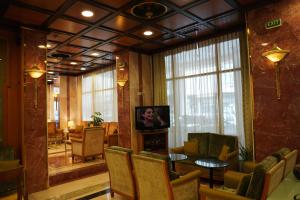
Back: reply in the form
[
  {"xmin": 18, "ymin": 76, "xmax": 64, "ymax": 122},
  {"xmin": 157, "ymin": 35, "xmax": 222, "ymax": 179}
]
[{"xmin": 137, "ymin": 129, "xmax": 168, "ymax": 153}]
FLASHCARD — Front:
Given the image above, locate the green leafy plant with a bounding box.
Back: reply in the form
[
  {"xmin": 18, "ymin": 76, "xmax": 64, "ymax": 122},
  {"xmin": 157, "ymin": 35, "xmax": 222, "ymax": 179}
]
[
  {"xmin": 239, "ymin": 144, "xmax": 253, "ymax": 161},
  {"xmin": 91, "ymin": 112, "xmax": 104, "ymax": 126}
]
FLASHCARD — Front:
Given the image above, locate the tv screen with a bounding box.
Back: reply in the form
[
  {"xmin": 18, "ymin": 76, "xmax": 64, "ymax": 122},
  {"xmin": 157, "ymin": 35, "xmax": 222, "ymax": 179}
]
[{"xmin": 135, "ymin": 106, "xmax": 170, "ymax": 130}]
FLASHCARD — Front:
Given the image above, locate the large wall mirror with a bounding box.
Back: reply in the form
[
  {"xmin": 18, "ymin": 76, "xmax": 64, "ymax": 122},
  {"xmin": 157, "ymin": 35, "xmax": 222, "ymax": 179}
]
[{"xmin": 0, "ymin": 38, "xmax": 7, "ymax": 143}]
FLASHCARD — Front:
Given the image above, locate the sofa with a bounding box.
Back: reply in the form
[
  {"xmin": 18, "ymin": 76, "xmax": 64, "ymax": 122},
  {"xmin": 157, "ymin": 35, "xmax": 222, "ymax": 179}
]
[{"xmin": 171, "ymin": 132, "xmax": 238, "ymax": 181}]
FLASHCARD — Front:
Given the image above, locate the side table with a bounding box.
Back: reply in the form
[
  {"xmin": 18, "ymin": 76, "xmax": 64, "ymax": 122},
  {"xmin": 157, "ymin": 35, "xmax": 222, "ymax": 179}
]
[{"xmin": 169, "ymin": 153, "xmax": 187, "ymax": 171}]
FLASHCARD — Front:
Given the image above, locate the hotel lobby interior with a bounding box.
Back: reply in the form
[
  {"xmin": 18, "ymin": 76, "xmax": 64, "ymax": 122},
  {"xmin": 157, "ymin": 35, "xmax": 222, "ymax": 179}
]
[{"xmin": 0, "ymin": 0, "xmax": 300, "ymax": 199}]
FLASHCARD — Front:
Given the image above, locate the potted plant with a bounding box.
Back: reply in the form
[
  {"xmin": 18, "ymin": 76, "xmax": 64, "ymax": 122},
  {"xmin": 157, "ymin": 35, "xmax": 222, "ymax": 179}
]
[{"xmin": 90, "ymin": 112, "xmax": 104, "ymax": 126}]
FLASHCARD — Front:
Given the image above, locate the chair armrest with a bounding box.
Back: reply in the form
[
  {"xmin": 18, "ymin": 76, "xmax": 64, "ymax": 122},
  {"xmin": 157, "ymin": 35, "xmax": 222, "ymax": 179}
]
[
  {"xmin": 171, "ymin": 170, "xmax": 201, "ymax": 186},
  {"xmin": 224, "ymin": 170, "xmax": 248, "ymax": 189},
  {"xmin": 70, "ymin": 138, "xmax": 83, "ymax": 143},
  {"xmin": 200, "ymin": 186, "xmax": 253, "ymax": 200},
  {"xmin": 171, "ymin": 170, "xmax": 201, "ymax": 200},
  {"xmin": 170, "ymin": 146, "xmax": 184, "ymax": 154},
  {"xmin": 241, "ymin": 161, "xmax": 257, "ymax": 173}
]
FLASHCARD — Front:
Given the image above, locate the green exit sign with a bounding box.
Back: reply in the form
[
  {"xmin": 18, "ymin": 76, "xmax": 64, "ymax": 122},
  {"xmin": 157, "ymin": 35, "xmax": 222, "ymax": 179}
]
[{"xmin": 265, "ymin": 19, "xmax": 282, "ymax": 29}]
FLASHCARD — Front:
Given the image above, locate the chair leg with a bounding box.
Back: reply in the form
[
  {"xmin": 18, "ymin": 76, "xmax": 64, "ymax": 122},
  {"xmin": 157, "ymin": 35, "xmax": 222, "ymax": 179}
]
[{"xmin": 110, "ymin": 191, "xmax": 114, "ymax": 198}]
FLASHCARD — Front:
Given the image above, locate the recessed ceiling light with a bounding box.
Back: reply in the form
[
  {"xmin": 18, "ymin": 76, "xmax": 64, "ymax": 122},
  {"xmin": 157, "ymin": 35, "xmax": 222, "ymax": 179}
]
[
  {"xmin": 46, "ymin": 44, "xmax": 51, "ymax": 48},
  {"xmin": 91, "ymin": 52, "xmax": 100, "ymax": 56},
  {"xmin": 53, "ymin": 77, "xmax": 57, "ymax": 80},
  {"xmin": 38, "ymin": 45, "xmax": 46, "ymax": 49},
  {"xmin": 47, "ymin": 79, "xmax": 52, "ymax": 82},
  {"xmin": 261, "ymin": 43, "xmax": 269, "ymax": 46},
  {"xmin": 81, "ymin": 10, "xmax": 94, "ymax": 17},
  {"xmin": 80, "ymin": 67, "xmax": 86, "ymax": 71},
  {"xmin": 116, "ymin": 56, "xmax": 119, "ymax": 60},
  {"xmin": 70, "ymin": 62, "xmax": 77, "ymax": 65},
  {"xmin": 48, "ymin": 71, "xmax": 54, "ymax": 74},
  {"xmin": 0, "ymin": 58, "xmax": 2, "ymax": 61},
  {"xmin": 143, "ymin": 30, "xmax": 153, "ymax": 36}
]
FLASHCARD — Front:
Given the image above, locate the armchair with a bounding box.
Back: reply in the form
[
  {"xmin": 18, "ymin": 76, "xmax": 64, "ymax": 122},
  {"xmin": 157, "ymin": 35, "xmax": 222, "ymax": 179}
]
[
  {"xmin": 69, "ymin": 125, "xmax": 84, "ymax": 140},
  {"xmin": 200, "ymin": 156, "xmax": 285, "ymax": 200},
  {"xmin": 104, "ymin": 146, "xmax": 136, "ymax": 199},
  {"xmin": 132, "ymin": 153, "xmax": 201, "ymax": 200},
  {"xmin": 71, "ymin": 127, "xmax": 105, "ymax": 162},
  {"xmin": 48, "ymin": 121, "xmax": 63, "ymax": 144}
]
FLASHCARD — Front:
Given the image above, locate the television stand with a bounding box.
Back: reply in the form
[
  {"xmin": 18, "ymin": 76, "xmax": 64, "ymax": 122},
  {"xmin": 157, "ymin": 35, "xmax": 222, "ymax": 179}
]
[{"xmin": 137, "ymin": 129, "xmax": 168, "ymax": 153}]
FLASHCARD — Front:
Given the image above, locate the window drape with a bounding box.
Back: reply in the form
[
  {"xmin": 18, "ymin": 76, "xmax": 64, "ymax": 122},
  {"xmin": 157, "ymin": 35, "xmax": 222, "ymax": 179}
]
[
  {"xmin": 82, "ymin": 66, "xmax": 118, "ymax": 122},
  {"xmin": 165, "ymin": 32, "xmax": 245, "ymax": 148}
]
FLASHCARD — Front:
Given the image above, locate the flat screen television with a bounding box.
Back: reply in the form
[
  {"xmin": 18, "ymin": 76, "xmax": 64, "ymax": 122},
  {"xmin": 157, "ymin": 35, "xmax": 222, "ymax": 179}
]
[{"xmin": 135, "ymin": 106, "xmax": 170, "ymax": 130}]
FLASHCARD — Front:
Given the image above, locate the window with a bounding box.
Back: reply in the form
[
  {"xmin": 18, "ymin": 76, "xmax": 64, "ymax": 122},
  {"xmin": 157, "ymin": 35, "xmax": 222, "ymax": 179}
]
[
  {"xmin": 53, "ymin": 87, "xmax": 60, "ymax": 122},
  {"xmin": 82, "ymin": 67, "xmax": 118, "ymax": 122},
  {"xmin": 165, "ymin": 32, "xmax": 244, "ymax": 147}
]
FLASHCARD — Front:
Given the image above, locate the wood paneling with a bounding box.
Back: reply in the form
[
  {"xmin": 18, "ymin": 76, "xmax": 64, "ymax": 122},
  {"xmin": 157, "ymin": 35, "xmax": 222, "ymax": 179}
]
[
  {"xmin": 112, "ymin": 36, "xmax": 142, "ymax": 46},
  {"xmin": 103, "ymin": 15, "xmax": 140, "ymax": 31},
  {"xmin": 188, "ymin": 0, "xmax": 233, "ymax": 19},
  {"xmin": 170, "ymin": 0, "xmax": 195, "ymax": 7},
  {"xmin": 73, "ymin": 55, "xmax": 94, "ymax": 62},
  {"xmin": 18, "ymin": 0, "xmax": 66, "ymax": 11},
  {"xmin": 84, "ymin": 28, "xmax": 117, "ymax": 40},
  {"xmin": 47, "ymin": 32, "xmax": 72, "ymax": 42},
  {"xmin": 95, "ymin": 0, "xmax": 130, "ymax": 8},
  {"xmin": 57, "ymin": 45, "xmax": 85, "ymax": 54},
  {"xmin": 210, "ymin": 12, "xmax": 241, "ymax": 28},
  {"xmin": 157, "ymin": 14, "xmax": 195, "ymax": 30},
  {"xmin": 5, "ymin": 5, "xmax": 49, "ymax": 25},
  {"xmin": 97, "ymin": 44, "xmax": 121, "ymax": 52},
  {"xmin": 70, "ymin": 38, "xmax": 98, "ymax": 48},
  {"xmin": 65, "ymin": 1, "xmax": 109, "ymax": 23},
  {"xmin": 49, "ymin": 18, "xmax": 87, "ymax": 34}
]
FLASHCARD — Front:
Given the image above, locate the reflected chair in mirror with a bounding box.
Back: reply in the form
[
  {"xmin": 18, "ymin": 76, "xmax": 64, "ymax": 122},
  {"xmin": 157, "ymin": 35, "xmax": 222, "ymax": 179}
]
[
  {"xmin": 71, "ymin": 127, "xmax": 105, "ymax": 162},
  {"xmin": 104, "ymin": 146, "xmax": 136, "ymax": 199},
  {"xmin": 48, "ymin": 121, "xmax": 63, "ymax": 144},
  {"xmin": 132, "ymin": 153, "xmax": 201, "ymax": 200}
]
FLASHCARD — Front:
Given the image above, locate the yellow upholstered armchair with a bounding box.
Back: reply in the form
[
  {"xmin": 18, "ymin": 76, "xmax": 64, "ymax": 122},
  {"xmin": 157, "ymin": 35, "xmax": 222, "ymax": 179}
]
[
  {"xmin": 132, "ymin": 153, "xmax": 201, "ymax": 200},
  {"xmin": 71, "ymin": 127, "xmax": 105, "ymax": 162},
  {"xmin": 48, "ymin": 121, "xmax": 63, "ymax": 144},
  {"xmin": 104, "ymin": 146, "xmax": 136, "ymax": 199},
  {"xmin": 200, "ymin": 156, "xmax": 285, "ymax": 200}
]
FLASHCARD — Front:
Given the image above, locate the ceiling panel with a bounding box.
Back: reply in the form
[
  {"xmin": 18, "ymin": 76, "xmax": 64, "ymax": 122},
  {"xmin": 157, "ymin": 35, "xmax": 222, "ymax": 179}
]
[
  {"xmin": 103, "ymin": 15, "xmax": 140, "ymax": 31},
  {"xmin": 169, "ymin": 0, "xmax": 196, "ymax": 7},
  {"xmin": 93, "ymin": 59, "xmax": 113, "ymax": 64},
  {"xmin": 162, "ymin": 37, "xmax": 184, "ymax": 45},
  {"xmin": 49, "ymin": 18, "xmax": 87, "ymax": 33},
  {"xmin": 64, "ymin": 1, "xmax": 110, "ymax": 23},
  {"xmin": 157, "ymin": 14, "xmax": 195, "ymax": 30},
  {"xmin": 70, "ymin": 38, "xmax": 98, "ymax": 48},
  {"xmin": 17, "ymin": 0, "xmax": 66, "ymax": 11},
  {"xmin": 237, "ymin": 0, "xmax": 260, "ymax": 5},
  {"xmin": 73, "ymin": 56, "xmax": 94, "ymax": 62},
  {"xmin": 4, "ymin": 5, "xmax": 49, "ymax": 25},
  {"xmin": 57, "ymin": 45, "xmax": 85, "ymax": 54},
  {"xmin": 210, "ymin": 12, "xmax": 241, "ymax": 28},
  {"xmin": 137, "ymin": 43, "xmax": 162, "ymax": 50},
  {"xmin": 188, "ymin": 0, "xmax": 233, "ymax": 19},
  {"xmin": 47, "ymin": 32, "xmax": 72, "ymax": 42},
  {"xmin": 96, "ymin": 44, "xmax": 122, "ymax": 52},
  {"xmin": 112, "ymin": 36, "xmax": 142, "ymax": 46},
  {"xmin": 84, "ymin": 28, "xmax": 118, "ymax": 40},
  {"xmin": 95, "ymin": 0, "xmax": 131, "ymax": 9}
]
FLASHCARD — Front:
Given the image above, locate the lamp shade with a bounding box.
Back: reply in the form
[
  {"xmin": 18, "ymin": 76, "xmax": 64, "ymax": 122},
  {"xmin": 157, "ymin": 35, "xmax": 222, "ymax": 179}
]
[
  {"xmin": 117, "ymin": 79, "xmax": 127, "ymax": 87},
  {"xmin": 68, "ymin": 120, "xmax": 75, "ymax": 128},
  {"xmin": 262, "ymin": 45, "xmax": 289, "ymax": 63},
  {"xmin": 25, "ymin": 65, "xmax": 46, "ymax": 78}
]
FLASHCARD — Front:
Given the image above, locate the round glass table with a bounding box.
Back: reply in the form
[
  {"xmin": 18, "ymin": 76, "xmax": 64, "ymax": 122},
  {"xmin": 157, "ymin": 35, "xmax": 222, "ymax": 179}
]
[
  {"xmin": 195, "ymin": 158, "xmax": 229, "ymax": 188},
  {"xmin": 169, "ymin": 153, "xmax": 187, "ymax": 171}
]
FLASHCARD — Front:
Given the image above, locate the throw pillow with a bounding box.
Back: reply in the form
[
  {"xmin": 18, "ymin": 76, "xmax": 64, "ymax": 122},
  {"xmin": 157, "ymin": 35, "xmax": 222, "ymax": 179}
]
[
  {"xmin": 184, "ymin": 140, "xmax": 198, "ymax": 156},
  {"xmin": 218, "ymin": 145, "xmax": 230, "ymax": 161},
  {"xmin": 236, "ymin": 174, "xmax": 252, "ymax": 196}
]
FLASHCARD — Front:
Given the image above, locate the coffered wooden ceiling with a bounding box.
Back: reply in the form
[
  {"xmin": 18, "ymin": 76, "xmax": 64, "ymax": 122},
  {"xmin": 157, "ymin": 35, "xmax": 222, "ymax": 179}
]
[{"xmin": 0, "ymin": 0, "xmax": 269, "ymax": 76}]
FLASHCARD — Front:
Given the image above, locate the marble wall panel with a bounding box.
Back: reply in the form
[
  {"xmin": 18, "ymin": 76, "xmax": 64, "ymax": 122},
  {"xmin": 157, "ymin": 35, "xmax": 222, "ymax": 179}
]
[{"xmin": 247, "ymin": 0, "xmax": 300, "ymax": 161}]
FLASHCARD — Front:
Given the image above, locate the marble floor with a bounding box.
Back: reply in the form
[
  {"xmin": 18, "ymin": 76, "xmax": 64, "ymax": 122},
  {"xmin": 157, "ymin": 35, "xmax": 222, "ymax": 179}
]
[{"xmin": 0, "ymin": 173, "xmax": 128, "ymax": 200}]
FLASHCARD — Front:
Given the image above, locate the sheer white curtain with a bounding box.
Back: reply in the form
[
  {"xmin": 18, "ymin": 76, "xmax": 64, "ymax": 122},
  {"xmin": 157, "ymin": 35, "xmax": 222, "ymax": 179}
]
[
  {"xmin": 165, "ymin": 32, "xmax": 244, "ymax": 148},
  {"xmin": 82, "ymin": 66, "xmax": 118, "ymax": 122}
]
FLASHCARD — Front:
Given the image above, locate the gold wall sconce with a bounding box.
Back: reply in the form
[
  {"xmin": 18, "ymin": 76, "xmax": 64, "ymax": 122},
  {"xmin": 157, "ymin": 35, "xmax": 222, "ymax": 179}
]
[
  {"xmin": 117, "ymin": 79, "xmax": 127, "ymax": 106},
  {"xmin": 24, "ymin": 64, "xmax": 46, "ymax": 108},
  {"xmin": 262, "ymin": 45, "xmax": 289, "ymax": 99}
]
